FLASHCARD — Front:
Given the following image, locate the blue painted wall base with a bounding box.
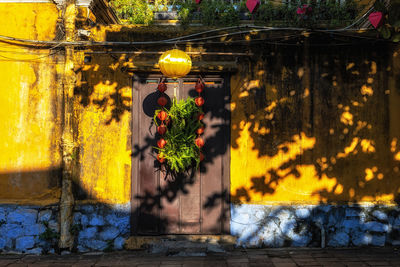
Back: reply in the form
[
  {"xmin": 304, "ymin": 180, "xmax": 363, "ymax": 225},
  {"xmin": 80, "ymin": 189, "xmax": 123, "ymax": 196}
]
[
  {"xmin": 1, "ymin": 203, "xmax": 399, "ymax": 253},
  {"xmin": 231, "ymin": 204, "xmax": 400, "ymax": 247}
]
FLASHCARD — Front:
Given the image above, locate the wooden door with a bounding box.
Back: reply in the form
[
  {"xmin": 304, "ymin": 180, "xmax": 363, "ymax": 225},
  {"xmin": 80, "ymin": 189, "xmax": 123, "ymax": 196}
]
[{"xmin": 131, "ymin": 74, "xmax": 230, "ymax": 235}]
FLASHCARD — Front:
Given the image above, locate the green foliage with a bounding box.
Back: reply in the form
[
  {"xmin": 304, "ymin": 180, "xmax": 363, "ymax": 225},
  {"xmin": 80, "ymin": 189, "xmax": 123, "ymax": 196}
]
[
  {"xmin": 255, "ymin": 0, "xmax": 358, "ymax": 27},
  {"xmin": 154, "ymin": 98, "xmax": 201, "ymax": 173},
  {"xmin": 110, "ymin": 0, "xmax": 154, "ymax": 25},
  {"xmin": 39, "ymin": 221, "xmax": 60, "ymax": 241},
  {"xmin": 255, "ymin": 2, "xmax": 297, "ymax": 25},
  {"xmin": 177, "ymin": 0, "xmax": 240, "ymax": 27},
  {"xmin": 177, "ymin": 1, "xmax": 197, "ymax": 28},
  {"xmin": 199, "ymin": 0, "xmax": 240, "ymax": 26},
  {"xmin": 110, "ymin": 0, "xmax": 362, "ymax": 28}
]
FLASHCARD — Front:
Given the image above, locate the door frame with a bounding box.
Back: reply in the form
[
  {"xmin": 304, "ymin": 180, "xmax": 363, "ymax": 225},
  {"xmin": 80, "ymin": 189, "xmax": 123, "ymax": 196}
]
[{"xmin": 130, "ymin": 73, "xmax": 231, "ymax": 235}]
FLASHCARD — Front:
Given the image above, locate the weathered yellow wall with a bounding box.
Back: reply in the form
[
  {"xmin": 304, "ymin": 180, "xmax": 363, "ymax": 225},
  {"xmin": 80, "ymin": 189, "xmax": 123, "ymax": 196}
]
[
  {"xmin": 0, "ymin": 4, "xmax": 62, "ymax": 204},
  {"xmin": 87, "ymin": 26, "xmax": 400, "ymax": 207},
  {"xmin": 75, "ymin": 54, "xmax": 132, "ymax": 204},
  {"xmin": 231, "ymin": 44, "xmax": 400, "ymax": 205}
]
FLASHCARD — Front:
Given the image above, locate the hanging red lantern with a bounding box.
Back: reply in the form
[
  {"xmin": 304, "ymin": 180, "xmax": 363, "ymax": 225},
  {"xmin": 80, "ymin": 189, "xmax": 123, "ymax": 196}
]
[
  {"xmin": 199, "ymin": 152, "xmax": 204, "ymax": 162},
  {"xmin": 157, "ymin": 110, "xmax": 168, "ymax": 121},
  {"xmin": 246, "ymin": 0, "xmax": 260, "ymax": 13},
  {"xmin": 195, "ymin": 137, "xmax": 204, "ymax": 148},
  {"xmin": 195, "ymin": 80, "xmax": 204, "ymax": 93},
  {"xmin": 196, "ymin": 126, "xmax": 204, "ymax": 135},
  {"xmin": 157, "ymin": 124, "xmax": 167, "ymax": 135},
  {"xmin": 195, "ymin": 97, "xmax": 204, "ymax": 107},
  {"xmin": 157, "ymin": 96, "xmax": 168, "ymax": 107},
  {"xmin": 158, "ymin": 82, "xmax": 167, "ymax": 93},
  {"xmin": 369, "ymin": 12, "xmax": 383, "ymax": 29},
  {"xmin": 157, "ymin": 138, "xmax": 167, "ymax": 148},
  {"xmin": 157, "ymin": 154, "xmax": 165, "ymax": 163},
  {"xmin": 197, "ymin": 112, "xmax": 204, "ymax": 121}
]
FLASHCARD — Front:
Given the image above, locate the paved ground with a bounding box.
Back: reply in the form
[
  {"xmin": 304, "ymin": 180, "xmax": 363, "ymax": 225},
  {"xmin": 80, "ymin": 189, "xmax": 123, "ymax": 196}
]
[{"xmin": 1, "ymin": 248, "xmax": 400, "ymax": 267}]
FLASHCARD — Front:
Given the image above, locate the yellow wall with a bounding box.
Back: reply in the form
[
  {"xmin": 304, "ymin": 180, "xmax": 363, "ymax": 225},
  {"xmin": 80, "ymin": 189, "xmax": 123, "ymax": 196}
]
[
  {"xmin": 76, "ymin": 54, "xmax": 132, "ymax": 204},
  {"xmin": 0, "ymin": 4, "xmax": 62, "ymax": 204},
  {"xmin": 1, "ymin": 13, "xmax": 398, "ymax": 208},
  {"xmin": 230, "ymin": 45, "xmax": 400, "ymax": 205},
  {"xmin": 0, "ymin": 5, "xmax": 130, "ymax": 205},
  {"xmin": 85, "ymin": 25, "xmax": 400, "ymax": 207}
]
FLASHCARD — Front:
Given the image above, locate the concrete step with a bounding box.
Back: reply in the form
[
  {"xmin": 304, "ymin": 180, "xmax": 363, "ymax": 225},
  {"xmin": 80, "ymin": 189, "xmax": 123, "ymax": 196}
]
[{"xmin": 125, "ymin": 235, "xmax": 237, "ymax": 255}]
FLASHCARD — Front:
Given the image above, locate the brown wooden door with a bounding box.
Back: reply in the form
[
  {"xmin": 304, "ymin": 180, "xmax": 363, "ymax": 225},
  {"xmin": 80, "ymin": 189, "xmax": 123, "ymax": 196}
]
[{"xmin": 131, "ymin": 74, "xmax": 230, "ymax": 235}]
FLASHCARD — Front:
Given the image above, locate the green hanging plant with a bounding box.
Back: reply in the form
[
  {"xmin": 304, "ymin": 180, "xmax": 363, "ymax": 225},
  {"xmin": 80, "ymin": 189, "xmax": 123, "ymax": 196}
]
[{"xmin": 154, "ymin": 97, "xmax": 203, "ymax": 174}]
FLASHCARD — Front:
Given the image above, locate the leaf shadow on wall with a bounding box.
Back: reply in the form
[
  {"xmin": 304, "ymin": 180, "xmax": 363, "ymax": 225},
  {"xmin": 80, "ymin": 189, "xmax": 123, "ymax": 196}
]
[{"xmin": 68, "ymin": 29, "xmax": 400, "ymax": 248}]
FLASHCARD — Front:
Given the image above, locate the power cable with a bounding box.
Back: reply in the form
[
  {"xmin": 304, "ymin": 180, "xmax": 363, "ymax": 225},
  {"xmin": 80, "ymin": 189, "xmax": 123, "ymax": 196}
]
[
  {"xmin": 0, "ymin": 50, "xmax": 61, "ymax": 62},
  {"xmin": 0, "ymin": 1, "xmax": 380, "ymax": 50},
  {"xmin": 0, "ymin": 24, "xmax": 377, "ymax": 48}
]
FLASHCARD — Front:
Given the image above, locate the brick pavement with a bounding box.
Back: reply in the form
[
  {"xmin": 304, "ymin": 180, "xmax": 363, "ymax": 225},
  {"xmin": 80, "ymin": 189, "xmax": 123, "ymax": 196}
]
[{"xmin": 0, "ymin": 248, "xmax": 400, "ymax": 267}]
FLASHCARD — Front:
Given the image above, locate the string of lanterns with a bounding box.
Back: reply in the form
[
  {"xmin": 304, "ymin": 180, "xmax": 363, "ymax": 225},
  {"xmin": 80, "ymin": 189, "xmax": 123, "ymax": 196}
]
[
  {"xmin": 156, "ymin": 80, "xmax": 168, "ymax": 164},
  {"xmin": 155, "ymin": 78, "xmax": 206, "ymax": 164},
  {"xmin": 156, "ymin": 48, "xmax": 205, "ymax": 165},
  {"xmin": 195, "ymin": 78, "xmax": 205, "ymax": 162}
]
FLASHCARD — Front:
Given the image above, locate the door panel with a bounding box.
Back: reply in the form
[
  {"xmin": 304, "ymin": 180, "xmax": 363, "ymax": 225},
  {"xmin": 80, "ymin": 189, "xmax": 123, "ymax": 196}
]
[{"xmin": 132, "ymin": 75, "xmax": 229, "ymax": 235}]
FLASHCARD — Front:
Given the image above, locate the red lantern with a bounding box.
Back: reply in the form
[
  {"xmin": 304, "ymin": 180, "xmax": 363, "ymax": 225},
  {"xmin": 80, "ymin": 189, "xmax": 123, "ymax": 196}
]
[
  {"xmin": 195, "ymin": 137, "xmax": 204, "ymax": 148},
  {"xmin": 369, "ymin": 12, "xmax": 383, "ymax": 29},
  {"xmin": 196, "ymin": 126, "xmax": 204, "ymax": 135},
  {"xmin": 195, "ymin": 97, "xmax": 204, "ymax": 107},
  {"xmin": 157, "ymin": 138, "xmax": 167, "ymax": 148},
  {"xmin": 195, "ymin": 80, "xmax": 204, "ymax": 93},
  {"xmin": 157, "ymin": 96, "xmax": 168, "ymax": 107},
  {"xmin": 198, "ymin": 113, "xmax": 204, "ymax": 121},
  {"xmin": 157, "ymin": 154, "xmax": 165, "ymax": 163},
  {"xmin": 158, "ymin": 82, "xmax": 167, "ymax": 93},
  {"xmin": 157, "ymin": 110, "xmax": 168, "ymax": 121},
  {"xmin": 246, "ymin": 0, "xmax": 260, "ymax": 14},
  {"xmin": 157, "ymin": 124, "xmax": 167, "ymax": 135}
]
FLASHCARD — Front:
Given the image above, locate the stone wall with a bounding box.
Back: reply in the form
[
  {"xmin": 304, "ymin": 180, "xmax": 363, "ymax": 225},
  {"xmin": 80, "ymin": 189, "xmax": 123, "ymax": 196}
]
[
  {"xmin": 73, "ymin": 204, "xmax": 130, "ymax": 252},
  {"xmin": 0, "ymin": 204, "xmax": 130, "ymax": 254},
  {"xmin": 231, "ymin": 204, "xmax": 400, "ymax": 248},
  {"xmin": 2, "ymin": 203, "xmax": 400, "ymax": 254},
  {"xmin": 0, "ymin": 205, "xmax": 59, "ymax": 254}
]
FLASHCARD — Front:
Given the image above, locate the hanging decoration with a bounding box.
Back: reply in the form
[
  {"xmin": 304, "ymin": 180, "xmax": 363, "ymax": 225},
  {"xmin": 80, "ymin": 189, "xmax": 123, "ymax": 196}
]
[
  {"xmin": 154, "ymin": 78, "xmax": 205, "ymax": 173},
  {"xmin": 195, "ymin": 78, "xmax": 205, "ymax": 162},
  {"xmin": 246, "ymin": 0, "xmax": 260, "ymax": 14},
  {"xmin": 369, "ymin": 11, "xmax": 383, "ymax": 29},
  {"xmin": 156, "ymin": 80, "xmax": 168, "ymax": 164},
  {"xmin": 158, "ymin": 49, "xmax": 192, "ymax": 79}
]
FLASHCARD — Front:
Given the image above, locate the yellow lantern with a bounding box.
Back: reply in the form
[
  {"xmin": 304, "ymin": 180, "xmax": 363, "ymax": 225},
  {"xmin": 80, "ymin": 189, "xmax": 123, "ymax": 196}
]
[{"xmin": 158, "ymin": 49, "xmax": 192, "ymax": 79}]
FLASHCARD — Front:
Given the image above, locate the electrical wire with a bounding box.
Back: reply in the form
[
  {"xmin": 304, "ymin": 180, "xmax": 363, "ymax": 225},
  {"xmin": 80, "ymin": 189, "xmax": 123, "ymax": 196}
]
[
  {"xmin": 0, "ymin": 27, "xmax": 377, "ymax": 47},
  {"xmin": 0, "ymin": 50, "xmax": 61, "ymax": 62},
  {"xmin": 0, "ymin": 25, "xmax": 376, "ymax": 48},
  {"xmin": 325, "ymin": 7, "xmax": 374, "ymax": 31},
  {"xmin": 0, "ymin": 1, "xmax": 381, "ymax": 50},
  {"xmin": 83, "ymin": 33, "xmax": 305, "ymax": 53}
]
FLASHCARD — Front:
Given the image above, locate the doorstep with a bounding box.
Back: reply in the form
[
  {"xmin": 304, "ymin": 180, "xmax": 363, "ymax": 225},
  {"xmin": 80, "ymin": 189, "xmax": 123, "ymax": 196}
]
[{"xmin": 125, "ymin": 235, "xmax": 237, "ymax": 251}]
